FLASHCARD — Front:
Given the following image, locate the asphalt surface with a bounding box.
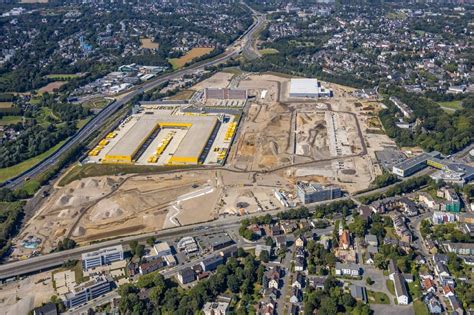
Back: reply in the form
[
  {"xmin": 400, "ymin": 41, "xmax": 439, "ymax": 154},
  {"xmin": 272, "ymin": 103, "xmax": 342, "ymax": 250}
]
[
  {"xmin": 1, "ymin": 7, "xmax": 265, "ymax": 190},
  {"xmin": 0, "ymin": 197, "xmax": 337, "ymax": 281}
]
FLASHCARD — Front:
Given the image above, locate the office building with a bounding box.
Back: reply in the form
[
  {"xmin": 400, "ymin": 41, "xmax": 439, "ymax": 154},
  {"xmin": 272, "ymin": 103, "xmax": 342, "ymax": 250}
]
[
  {"xmin": 81, "ymin": 245, "xmax": 124, "ymax": 271},
  {"xmin": 297, "ymin": 182, "xmax": 341, "ymax": 204},
  {"xmin": 63, "ymin": 276, "xmax": 112, "ymax": 309}
]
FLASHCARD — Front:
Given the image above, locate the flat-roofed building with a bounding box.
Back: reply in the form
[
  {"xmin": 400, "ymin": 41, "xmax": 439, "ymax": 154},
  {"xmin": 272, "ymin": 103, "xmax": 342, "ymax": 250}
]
[
  {"xmin": 392, "ymin": 151, "xmax": 442, "ymax": 177},
  {"xmin": 297, "ymin": 182, "xmax": 341, "ymax": 204},
  {"xmin": 103, "ymin": 114, "xmax": 219, "ymax": 165},
  {"xmin": 202, "ymin": 301, "xmax": 230, "ymax": 315},
  {"xmin": 204, "ymin": 88, "xmax": 247, "ymax": 100},
  {"xmin": 81, "ymin": 245, "xmax": 124, "ymax": 271},
  {"xmin": 289, "ymin": 78, "xmax": 332, "ymax": 98},
  {"xmin": 63, "ymin": 275, "xmax": 112, "ymax": 309}
]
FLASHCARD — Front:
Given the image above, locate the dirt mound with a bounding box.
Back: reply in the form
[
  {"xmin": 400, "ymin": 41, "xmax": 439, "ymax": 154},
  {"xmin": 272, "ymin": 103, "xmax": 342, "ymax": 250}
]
[
  {"xmin": 57, "ymin": 209, "xmax": 71, "ymax": 218},
  {"xmin": 72, "ymin": 226, "xmax": 85, "ymax": 237},
  {"xmin": 89, "ymin": 199, "xmax": 124, "ymax": 221},
  {"xmin": 55, "ymin": 194, "xmax": 72, "ymax": 207}
]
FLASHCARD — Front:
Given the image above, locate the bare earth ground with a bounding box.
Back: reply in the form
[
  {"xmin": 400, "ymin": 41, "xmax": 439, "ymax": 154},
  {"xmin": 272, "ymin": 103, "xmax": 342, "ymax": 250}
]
[
  {"xmin": 0, "ymin": 271, "xmax": 54, "ymax": 315},
  {"xmin": 191, "ymin": 72, "xmax": 234, "ymax": 90},
  {"xmin": 13, "ymin": 72, "xmax": 397, "ymax": 256},
  {"xmin": 38, "ymin": 81, "xmax": 67, "ymax": 94}
]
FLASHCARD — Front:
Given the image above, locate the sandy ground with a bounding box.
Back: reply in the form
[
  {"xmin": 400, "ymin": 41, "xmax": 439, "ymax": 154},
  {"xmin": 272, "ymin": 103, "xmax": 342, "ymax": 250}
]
[
  {"xmin": 38, "ymin": 81, "xmax": 67, "ymax": 93},
  {"xmin": 0, "ymin": 271, "xmax": 54, "ymax": 315},
  {"xmin": 140, "ymin": 38, "xmax": 159, "ymax": 49},
  {"xmin": 191, "ymin": 72, "xmax": 234, "ymax": 90}
]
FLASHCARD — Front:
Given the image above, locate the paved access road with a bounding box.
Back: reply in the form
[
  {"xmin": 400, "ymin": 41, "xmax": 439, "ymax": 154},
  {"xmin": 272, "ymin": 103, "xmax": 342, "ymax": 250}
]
[{"xmin": 1, "ymin": 5, "xmax": 266, "ymax": 190}]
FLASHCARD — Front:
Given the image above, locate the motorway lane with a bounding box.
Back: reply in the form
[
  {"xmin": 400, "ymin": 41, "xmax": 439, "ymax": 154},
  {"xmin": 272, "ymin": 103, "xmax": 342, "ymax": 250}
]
[{"xmin": 0, "ymin": 197, "xmax": 341, "ymax": 280}]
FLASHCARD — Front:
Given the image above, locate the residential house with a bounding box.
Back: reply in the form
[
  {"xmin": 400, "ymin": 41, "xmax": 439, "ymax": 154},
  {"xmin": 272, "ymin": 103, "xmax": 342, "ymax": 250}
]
[
  {"xmin": 393, "ymin": 273, "xmax": 409, "ymax": 305},
  {"xmin": 263, "ymin": 287, "xmax": 278, "ymax": 300},
  {"xmin": 424, "ymin": 293, "xmax": 443, "ymax": 314},
  {"xmin": 139, "ymin": 258, "xmax": 166, "ymax": 275},
  {"xmin": 289, "ymin": 287, "xmax": 302, "ymax": 304},
  {"xmin": 295, "ymin": 256, "xmax": 305, "ymax": 272},
  {"xmin": 339, "ymin": 230, "xmax": 351, "ymax": 250},
  {"xmin": 308, "ymin": 276, "xmax": 326, "ymax": 290},
  {"xmin": 292, "ymin": 273, "xmax": 305, "ymax": 289},
  {"xmin": 335, "ymin": 262, "xmax": 361, "ymax": 277},
  {"xmin": 421, "ymin": 278, "xmax": 436, "ymax": 293},
  {"xmin": 295, "ymin": 236, "xmax": 306, "ymax": 248},
  {"xmin": 177, "ymin": 268, "xmax": 195, "ymax": 285},
  {"xmin": 388, "ymin": 259, "xmax": 398, "ymax": 280},
  {"xmin": 202, "ymin": 301, "xmax": 229, "ymax": 315},
  {"xmin": 274, "ymin": 235, "xmax": 287, "ymax": 249},
  {"xmin": 364, "ymin": 234, "xmax": 378, "ymax": 247},
  {"xmin": 443, "ymin": 285, "xmax": 455, "ymax": 297},
  {"xmin": 258, "ymin": 299, "xmax": 276, "ymax": 315}
]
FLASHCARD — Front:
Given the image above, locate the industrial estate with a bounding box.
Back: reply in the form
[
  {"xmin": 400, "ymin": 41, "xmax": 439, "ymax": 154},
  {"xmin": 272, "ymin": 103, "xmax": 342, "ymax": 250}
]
[{"xmin": 0, "ymin": 1, "xmax": 473, "ymax": 315}]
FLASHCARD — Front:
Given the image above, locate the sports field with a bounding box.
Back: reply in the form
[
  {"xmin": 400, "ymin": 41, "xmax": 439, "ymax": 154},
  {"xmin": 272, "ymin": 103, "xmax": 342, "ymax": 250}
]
[{"xmin": 168, "ymin": 47, "xmax": 214, "ymax": 69}]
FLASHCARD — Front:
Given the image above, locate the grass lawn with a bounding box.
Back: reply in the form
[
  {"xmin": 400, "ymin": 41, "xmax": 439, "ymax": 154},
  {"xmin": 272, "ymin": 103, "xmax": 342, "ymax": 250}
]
[
  {"xmin": 76, "ymin": 117, "xmax": 92, "ymax": 129},
  {"xmin": 221, "ymin": 67, "xmax": 243, "ymax": 76},
  {"xmin": 367, "ymin": 290, "xmax": 390, "ymax": 304},
  {"xmin": 45, "ymin": 73, "xmax": 81, "ymax": 80},
  {"xmin": 386, "ymin": 279, "xmax": 395, "ymax": 295},
  {"xmin": 168, "ymin": 47, "xmax": 214, "ymax": 69},
  {"xmin": 0, "ymin": 115, "xmax": 22, "ymax": 125},
  {"xmin": 438, "ymin": 100, "xmax": 462, "ymax": 111},
  {"xmin": 82, "ymin": 97, "xmax": 110, "ymax": 109},
  {"xmin": 408, "ymin": 281, "xmax": 423, "ymax": 300},
  {"xmin": 0, "ymin": 140, "xmax": 67, "ymax": 183},
  {"xmin": 259, "ymin": 48, "xmax": 279, "ymax": 55},
  {"xmin": 413, "ymin": 300, "xmax": 429, "ymax": 315},
  {"xmin": 384, "ymin": 227, "xmax": 399, "ymax": 240},
  {"xmin": 29, "ymin": 97, "xmax": 42, "ymax": 105},
  {"xmin": 58, "ymin": 163, "xmax": 197, "ymax": 186}
]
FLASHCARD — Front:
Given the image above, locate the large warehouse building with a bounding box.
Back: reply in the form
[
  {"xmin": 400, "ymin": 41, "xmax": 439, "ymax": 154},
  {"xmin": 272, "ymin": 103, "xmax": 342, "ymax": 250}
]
[
  {"xmin": 289, "ymin": 78, "xmax": 333, "ymax": 98},
  {"xmin": 103, "ymin": 114, "xmax": 219, "ymax": 165}
]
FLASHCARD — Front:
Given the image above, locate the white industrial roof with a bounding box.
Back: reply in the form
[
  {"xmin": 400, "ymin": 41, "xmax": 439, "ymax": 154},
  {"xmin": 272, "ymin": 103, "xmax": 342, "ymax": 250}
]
[{"xmin": 289, "ymin": 78, "xmax": 320, "ymax": 94}]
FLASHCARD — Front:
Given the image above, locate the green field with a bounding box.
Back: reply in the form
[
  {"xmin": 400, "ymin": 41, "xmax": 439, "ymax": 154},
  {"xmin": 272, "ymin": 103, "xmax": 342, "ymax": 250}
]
[
  {"xmin": 0, "ymin": 140, "xmax": 66, "ymax": 183},
  {"xmin": 259, "ymin": 48, "xmax": 279, "ymax": 55},
  {"xmin": 413, "ymin": 300, "xmax": 429, "ymax": 315},
  {"xmin": 0, "ymin": 115, "xmax": 22, "ymax": 125},
  {"xmin": 76, "ymin": 117, "xmax": 92, "ymax": 129},
  {"xmin": 45, "ymin": 73, "xmax": 81, "ymax": 80},
  {"xmin": 367, "ymin": 290, "xmax": 390, "ymax": 304},
  {"xmin": 386, "ymin": 279, "xmax": 395, "ymax": 295},
  {"xmin": 438, "ymin": 100, "xmax": 463, "ymax": 111}
]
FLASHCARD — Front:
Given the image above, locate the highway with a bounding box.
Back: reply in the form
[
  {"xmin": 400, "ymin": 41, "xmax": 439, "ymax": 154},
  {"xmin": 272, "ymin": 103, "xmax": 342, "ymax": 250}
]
[
  {"xmin": 1, "ymin": 6, "xmax": 266, "ymax": 190},
  {"xmin": 0, "ymin": 197, "xmax": 339, "ymax": 281}
]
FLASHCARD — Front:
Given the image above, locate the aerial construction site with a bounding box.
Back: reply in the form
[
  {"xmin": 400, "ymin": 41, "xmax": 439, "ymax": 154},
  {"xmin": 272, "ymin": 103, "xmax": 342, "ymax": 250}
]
[{"xmin": 11, "ymin": 71, "xmax": 397, "ymax": 258}]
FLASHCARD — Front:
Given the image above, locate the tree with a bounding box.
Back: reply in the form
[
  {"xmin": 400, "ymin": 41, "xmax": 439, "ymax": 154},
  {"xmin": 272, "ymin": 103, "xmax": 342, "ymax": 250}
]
[
  {"xmin": 146, "ymin": 237, "xmax": 156, "ymax": 246},
  {"xmin": 259, "ymin": 250, "xmax": 270, "ymax": 263},
  {"xmin": 366, "ymin": 277, "xmax": 374, "ymax": 285},
  {"xmin": 227, "ymin": 274, "xmax": 240, "ymax": 293}
]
